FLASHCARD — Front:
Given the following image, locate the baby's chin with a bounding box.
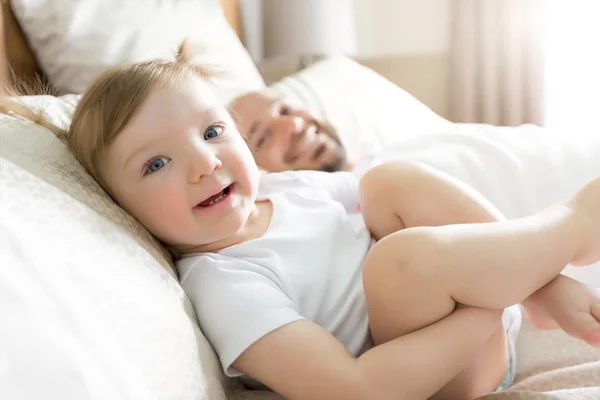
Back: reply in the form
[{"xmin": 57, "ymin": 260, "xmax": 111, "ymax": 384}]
[
  {"xmin": 168, "ymin": 237, "xmax": 219, "ymax": 256},
  {"xmin": 151, "ymin": 195, "xmax": 259, "ymax": 254},
  {"xmin": 149, "ymin": 228, "xmax": 213, "ymax": 253},
  {"xmin": 167, "ymin": 224, "xmax": 248, "ymax": 255}
]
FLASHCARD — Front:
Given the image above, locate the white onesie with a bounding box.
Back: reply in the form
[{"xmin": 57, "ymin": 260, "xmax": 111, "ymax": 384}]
[{"xmin": 177, "ymin": 171, "xmax": 374, "ymax": 376}]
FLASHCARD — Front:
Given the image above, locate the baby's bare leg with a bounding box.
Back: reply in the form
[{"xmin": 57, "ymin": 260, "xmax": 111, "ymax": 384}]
[
  {"xmin": 360, "ymin": 161, "xmax": 512, "ymax": 398},
  {"xmin": 360, "ymin": 161, "xmax": 600, "ymax": 397},
  {"xmin": 361, "ymin": 162, "xmax": 600, "ymax": 340},
  {"xmin": 359, "ymin": 161, "xmax": 505, "ymax": 240}
]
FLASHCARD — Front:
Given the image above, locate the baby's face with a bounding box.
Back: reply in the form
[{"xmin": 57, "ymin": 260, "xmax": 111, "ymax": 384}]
[{"xmin": 100, "ymin": 74, "xmax": 260, "ymax": 251}]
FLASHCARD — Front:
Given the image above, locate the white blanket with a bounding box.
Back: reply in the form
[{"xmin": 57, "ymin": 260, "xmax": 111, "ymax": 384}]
[{"xmin": 355, "ymin": 123, "xmax": 600, "ymax": 218}]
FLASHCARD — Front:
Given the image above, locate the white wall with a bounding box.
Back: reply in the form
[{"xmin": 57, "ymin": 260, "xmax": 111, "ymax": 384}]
[
  {"xmin": 241, "ymin": 0, "xmax": 452, "ymax": 117},
  {"xmin": 242, "ymin": 0, "xmax": 452, "ymax": 61},
  {"xmin": 354, "ymin": 0, "xmax": 451, "ymax": 57}
]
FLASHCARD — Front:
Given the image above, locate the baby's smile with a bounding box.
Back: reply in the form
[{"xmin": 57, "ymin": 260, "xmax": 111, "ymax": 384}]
[{"xmin": 195, "ymin": 184, "xmax": 234, "ymax": 209}]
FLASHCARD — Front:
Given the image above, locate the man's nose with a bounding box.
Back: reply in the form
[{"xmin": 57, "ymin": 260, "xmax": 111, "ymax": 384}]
[
  {"xmin": 187, "ymin": 144, "xmax": 222, "ymax": 183},
  {"xmin": 270, "ymin": 115, "xmax": 304, "ymax": 140}
]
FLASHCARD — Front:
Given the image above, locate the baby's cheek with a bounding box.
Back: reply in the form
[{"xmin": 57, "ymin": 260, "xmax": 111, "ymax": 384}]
[
  {"xmin": 231, "ymin": 145, "xmax": 259, "ymax": 179},
  {"xmin": 155, "ymin": 187, "xmax": 188, "ymax": 215},
  {"xmin": 142, "ymin": 185, "xmax": 189, "ymax": 228}
]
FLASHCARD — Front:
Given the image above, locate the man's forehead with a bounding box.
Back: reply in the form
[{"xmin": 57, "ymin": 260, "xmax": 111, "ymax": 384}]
[
  {"xmin": 230, "ymin": 92, "xmax": 275, "ymax": 126},
  {"xmin": 232, "ymin": 89, "xmax": 272, "ymax": 105},
  {"xmin": 248, "ymin": 90, "xmax": 280, "ymax": 110}
]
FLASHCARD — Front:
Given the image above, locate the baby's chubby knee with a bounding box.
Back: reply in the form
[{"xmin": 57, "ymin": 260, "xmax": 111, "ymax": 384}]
[
  {"xmin": 358, "ymin": 160, "xmax": 426, "ymax": 213},
  {"xmin": 362, "ymin": 228, "xmax": 447, "ymax": 290},
  {"xmin": 359, "ymin": 160, "xmax": 424, "ymax": 194}
]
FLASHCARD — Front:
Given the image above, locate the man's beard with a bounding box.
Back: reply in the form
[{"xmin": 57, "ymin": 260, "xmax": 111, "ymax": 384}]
[
  {"xmin": 283, "ymin": 118, "xmax": 347, "ymax": 172},
  {"xmin": 316, "ymin": 121, "xmax": 347, "ymax": 172},
  {"xmin": 320, "ymin": 158, "xmax": 346, "ymax": 172}
]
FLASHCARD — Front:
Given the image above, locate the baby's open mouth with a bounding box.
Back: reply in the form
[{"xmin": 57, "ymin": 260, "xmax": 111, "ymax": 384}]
[{"xmin": 197, "ymin": 185, "xmax": 232, "ymax": 207}]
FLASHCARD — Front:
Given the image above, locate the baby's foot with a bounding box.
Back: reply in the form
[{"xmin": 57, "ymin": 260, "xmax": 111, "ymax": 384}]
[
  {"xmin": 522, "ymin": 274, "xmax": 600, "ymax": 346},
  {"xmin": 567, "ymin": 176, "xmax": 600, "ymax": 266}
]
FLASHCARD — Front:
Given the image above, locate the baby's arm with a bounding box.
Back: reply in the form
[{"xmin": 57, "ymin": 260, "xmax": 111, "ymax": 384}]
[{"xmin": 234, "ymin": 306, "xmax": 502, "ymax": 400}]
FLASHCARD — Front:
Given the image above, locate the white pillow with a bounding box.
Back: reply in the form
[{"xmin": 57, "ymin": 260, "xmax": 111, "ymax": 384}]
[
  {"xmin": 269, "ymin": 56, "xmax": 452, "ymax": 166},
  {"xmin": 11, "ymin": 0, "xmax": 265, "ymax": 104},
  {"xmin": 0, "ymin": 95, "xmax": 229, "ymax": 399}
]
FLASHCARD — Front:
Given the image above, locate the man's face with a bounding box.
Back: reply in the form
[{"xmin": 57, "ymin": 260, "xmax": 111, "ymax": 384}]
[{"xmin": 229, "ymin": 91, "xmax": 347, "ymax": 172}]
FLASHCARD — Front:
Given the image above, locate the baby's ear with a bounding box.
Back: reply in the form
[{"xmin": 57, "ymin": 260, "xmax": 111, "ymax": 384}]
[{"xmin": 175, "ymin": 37, "xmax": 225, "ymax": 81}]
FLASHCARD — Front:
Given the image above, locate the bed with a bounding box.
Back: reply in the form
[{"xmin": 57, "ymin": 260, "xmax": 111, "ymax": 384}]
[{"xmin": 1, "ymin": 1, "xmax": 600, "ymax": 399}]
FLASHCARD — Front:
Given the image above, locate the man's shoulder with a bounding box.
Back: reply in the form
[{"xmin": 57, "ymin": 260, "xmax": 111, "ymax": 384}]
[{"xmin": 259, "ymin": 170, "xmax": 318, "ymax": 192}]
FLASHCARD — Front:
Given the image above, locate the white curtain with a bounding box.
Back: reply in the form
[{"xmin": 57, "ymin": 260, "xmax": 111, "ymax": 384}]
[{"xmin": 449, "ymin": 0, "xmax": 544, "ymax": 126}]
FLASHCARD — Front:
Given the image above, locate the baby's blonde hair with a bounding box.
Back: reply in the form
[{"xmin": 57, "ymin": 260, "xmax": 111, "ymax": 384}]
[{"xmin": 1, "ymin": 39, "xmax": 216, "ymax": 190}]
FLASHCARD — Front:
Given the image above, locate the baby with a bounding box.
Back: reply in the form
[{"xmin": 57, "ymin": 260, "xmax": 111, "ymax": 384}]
[{"xmin": 4, "ymin": 41, "xmax": 600, "ymax": 400}]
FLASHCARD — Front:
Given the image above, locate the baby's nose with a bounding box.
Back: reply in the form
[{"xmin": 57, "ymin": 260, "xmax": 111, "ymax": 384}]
[{"xmin": 187, "ymin": 147, "xmax": 222, "ymax": 183}]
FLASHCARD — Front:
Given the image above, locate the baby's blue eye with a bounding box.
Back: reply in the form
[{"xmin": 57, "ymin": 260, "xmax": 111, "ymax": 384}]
[
  {"xmin": 146, "ymin": 157, "xmax": 170, "ymax": 174},
  {"xmin": 204, "ymin": 125, "xmax": 224, "ymax": 140}
]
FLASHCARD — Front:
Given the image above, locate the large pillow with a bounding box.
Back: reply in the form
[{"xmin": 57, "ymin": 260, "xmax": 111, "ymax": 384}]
[
  {"xmin": 0, "ymin": 95, "xmax": 230, "ymax": 399},
  {"xmin": 11, "ymin": 0, "xmax": 265, "ymax": 104},
  {"xmin": 268, "ymin": 56, "xmax": 452, "ymax": 166}
]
